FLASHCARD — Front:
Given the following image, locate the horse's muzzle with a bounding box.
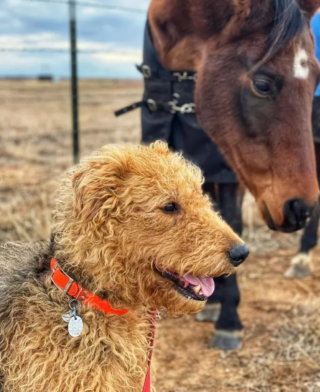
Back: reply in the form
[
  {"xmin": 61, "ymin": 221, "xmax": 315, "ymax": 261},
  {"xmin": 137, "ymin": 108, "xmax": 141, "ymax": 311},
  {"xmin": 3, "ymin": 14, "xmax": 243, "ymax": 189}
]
[{"xmin": 264, "ymin": 198, "xmax": 316, "ymax": 233}]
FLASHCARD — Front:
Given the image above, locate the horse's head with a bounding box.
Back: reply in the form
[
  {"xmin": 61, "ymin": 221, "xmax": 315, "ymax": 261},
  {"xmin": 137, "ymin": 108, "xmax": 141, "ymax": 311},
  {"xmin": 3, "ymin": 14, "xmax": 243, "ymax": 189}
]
[{"xmin": 149, "ymin": 0, "xmax": 320, "ymax": 233}]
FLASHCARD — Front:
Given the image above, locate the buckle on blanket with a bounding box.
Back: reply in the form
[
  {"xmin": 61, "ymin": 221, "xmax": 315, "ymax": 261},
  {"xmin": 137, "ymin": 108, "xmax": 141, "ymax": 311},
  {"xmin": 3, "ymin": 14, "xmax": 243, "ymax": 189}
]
[
  {"xmin": 147, "ymin": 99, "xmax": 158, "ymax": 111},
  {"xmin": 168, "ymin": 93, "xmax": 196, "ymax": 114},
  {"xmin": 114, "ymin": 98, "xmax": 196, "ymax": 117},
  {"xmin": 141, "ymin": 65, "xmax": 152, "ymax": 78},
  {"xmin": 173, "ymin": 71, "xmax": 197, "ymax": 82},
  {"xmin": 169, "ymin": 101, "xmax": 196, "ymax": 114}
]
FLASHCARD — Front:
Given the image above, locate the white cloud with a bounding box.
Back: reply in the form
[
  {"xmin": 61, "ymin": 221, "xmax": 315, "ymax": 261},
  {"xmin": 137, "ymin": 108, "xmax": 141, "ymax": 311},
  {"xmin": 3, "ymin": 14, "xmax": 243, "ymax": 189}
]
[
  {"xmin": 3, "ymin": 0, "xmax": 68, "ymax": 20},
  {"xmin": 0, "ymin": 52, "xmax": 43, "ymax": 68},
  {"xmin": 93, "ymin": 50, "xmax": 142, "ymax": 64},
  {"xmin": 0, "ymin": 32, "xmax": 66, "ymax": 48},
  {"xmin": 0, "ymin": 31, "xmax": 142, "ymax": 56},
  {"xmin": 3, "ymin": 0, "xmax": 150, "ymax": 20},
  {"xmin": 0, "ymin": 0, "xmax": 149, "ymax": 77}
]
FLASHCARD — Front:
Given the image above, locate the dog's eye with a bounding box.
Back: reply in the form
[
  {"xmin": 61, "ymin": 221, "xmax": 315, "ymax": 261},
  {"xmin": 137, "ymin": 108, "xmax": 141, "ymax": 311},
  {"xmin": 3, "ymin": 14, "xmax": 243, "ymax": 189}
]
[{"xmin": 161, "ymin": 202, "xmax": 180, "ymax": 214}]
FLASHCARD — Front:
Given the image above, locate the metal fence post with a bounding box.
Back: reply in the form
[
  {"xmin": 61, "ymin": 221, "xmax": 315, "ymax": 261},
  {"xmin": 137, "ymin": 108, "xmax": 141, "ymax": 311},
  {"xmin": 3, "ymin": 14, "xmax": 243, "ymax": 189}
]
[{"xmin": 69, "ymin": 0, "xmax": 79, "ymax": 164}]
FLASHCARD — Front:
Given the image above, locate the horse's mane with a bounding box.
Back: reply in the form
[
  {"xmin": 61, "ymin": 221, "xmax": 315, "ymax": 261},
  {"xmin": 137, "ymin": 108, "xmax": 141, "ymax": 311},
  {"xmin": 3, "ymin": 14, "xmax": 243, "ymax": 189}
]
[{"xmin": 263, "ymin": 0, "xmax": 306, "ymax": 64}]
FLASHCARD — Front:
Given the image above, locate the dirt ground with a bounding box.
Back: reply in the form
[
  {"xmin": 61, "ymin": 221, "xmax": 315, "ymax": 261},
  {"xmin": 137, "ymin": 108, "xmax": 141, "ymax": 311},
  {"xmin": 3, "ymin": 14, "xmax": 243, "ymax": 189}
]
[{"xmin": 0, "ymin": 79, "xmax": 319, "ymax": 392}]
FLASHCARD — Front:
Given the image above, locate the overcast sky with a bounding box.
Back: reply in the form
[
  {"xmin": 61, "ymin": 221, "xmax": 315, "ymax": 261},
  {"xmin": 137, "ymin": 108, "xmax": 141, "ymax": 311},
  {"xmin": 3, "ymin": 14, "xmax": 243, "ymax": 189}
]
[{"xmin": 0, "ymin": 0, "xmax": 150, "ymax": 78}]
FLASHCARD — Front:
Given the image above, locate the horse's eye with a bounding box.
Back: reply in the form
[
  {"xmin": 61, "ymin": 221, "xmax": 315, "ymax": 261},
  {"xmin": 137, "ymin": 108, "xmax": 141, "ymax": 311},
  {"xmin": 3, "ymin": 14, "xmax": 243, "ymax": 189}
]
[
  {"xmin": 252, "ymin": 78, "xmax": 272, "ymax": 96},
  {"xmin": 162, "ymin": 202, "xmax": 180, "ymax": 214}
]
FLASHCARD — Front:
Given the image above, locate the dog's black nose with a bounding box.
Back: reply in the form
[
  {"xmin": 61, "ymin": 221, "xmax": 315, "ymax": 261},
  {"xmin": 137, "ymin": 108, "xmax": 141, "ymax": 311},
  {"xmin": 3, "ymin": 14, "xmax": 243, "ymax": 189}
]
[{"xmin": 228, "ymin": 244, "xmax": 249, "ymax": 267}]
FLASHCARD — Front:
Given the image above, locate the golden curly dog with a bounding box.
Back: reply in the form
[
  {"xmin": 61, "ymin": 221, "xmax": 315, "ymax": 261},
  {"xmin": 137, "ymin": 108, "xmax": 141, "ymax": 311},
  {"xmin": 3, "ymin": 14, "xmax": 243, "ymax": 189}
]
[{"xmin": 0, "ymin": 142, "xmax": 247, "ymax": 392}]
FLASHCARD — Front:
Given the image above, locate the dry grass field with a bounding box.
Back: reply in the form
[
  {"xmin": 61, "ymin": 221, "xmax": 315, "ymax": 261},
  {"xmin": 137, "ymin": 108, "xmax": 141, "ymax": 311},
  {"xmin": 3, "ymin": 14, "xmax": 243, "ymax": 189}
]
[{"xmin": 1, "ymin": 79, "xmax": 320, "ymax": 392}]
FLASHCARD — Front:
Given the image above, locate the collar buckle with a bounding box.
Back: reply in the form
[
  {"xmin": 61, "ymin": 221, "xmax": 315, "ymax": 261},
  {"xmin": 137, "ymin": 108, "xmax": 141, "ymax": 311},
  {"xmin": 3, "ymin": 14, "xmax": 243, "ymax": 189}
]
[
  {"xmin": 51, "ymin": 263, "xmax": 74, "ymax": 294},
  {"xmin": 50, "ymin": 258, "xmax": 129, "ymax": 316},
  {"xmin": 63, "ymin": 277, "xmax": 74, "ymax": 294}
]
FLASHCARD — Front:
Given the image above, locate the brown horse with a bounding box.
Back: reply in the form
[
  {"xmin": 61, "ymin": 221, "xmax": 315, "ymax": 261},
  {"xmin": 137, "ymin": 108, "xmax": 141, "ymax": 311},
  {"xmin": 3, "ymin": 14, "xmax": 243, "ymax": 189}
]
[
  {"xmin": 148, "ymin": 0, "xmax": 320, "ymax": 232},
  {"xmin": 142, "ymin": 0, "xmax": 320, "ymax": 349}
]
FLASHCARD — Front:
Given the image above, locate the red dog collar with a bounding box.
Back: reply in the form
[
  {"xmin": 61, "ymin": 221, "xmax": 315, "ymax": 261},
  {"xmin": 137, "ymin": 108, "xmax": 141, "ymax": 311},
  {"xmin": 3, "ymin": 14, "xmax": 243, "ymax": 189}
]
[
  {"xmin": 51, "ymin": 258, "xmax": 155, "ymax": 392},
  {"xmin": 50, "ymin": 258, "xmax": 128, "ymax": 316}
]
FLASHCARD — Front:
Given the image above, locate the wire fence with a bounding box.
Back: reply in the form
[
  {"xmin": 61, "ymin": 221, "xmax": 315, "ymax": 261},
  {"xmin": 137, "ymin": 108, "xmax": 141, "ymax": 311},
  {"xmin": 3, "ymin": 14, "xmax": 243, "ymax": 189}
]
[
  {"xmin": 0, "ymin": 48, "xmax": 138, "ymax": 53},
  {"xmin": 1, "ymin": 0, "xmax": 146, "ymax": 163},
  {"xmin": 23, "ymin": 0, "xmax": 147, "ymax": 14}
]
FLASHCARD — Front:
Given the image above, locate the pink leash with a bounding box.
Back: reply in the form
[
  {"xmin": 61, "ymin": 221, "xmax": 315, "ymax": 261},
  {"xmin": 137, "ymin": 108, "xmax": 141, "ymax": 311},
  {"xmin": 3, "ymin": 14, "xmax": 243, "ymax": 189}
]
[{"xmin": 142, "ymin": 310, "xmax": 157, "ymax": 392}]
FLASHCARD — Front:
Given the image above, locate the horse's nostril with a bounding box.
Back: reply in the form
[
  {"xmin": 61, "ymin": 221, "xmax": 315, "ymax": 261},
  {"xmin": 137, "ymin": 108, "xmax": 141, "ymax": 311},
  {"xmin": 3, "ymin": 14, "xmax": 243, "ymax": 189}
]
[
  {"xmin": 282, "ymin": 198, "xmax": 314, "ymax": 232},
  {"xmin": 302, "ymin": 209, "xmax": 311, "ymax": 220},
  {"xmin": 227, "ymin": 244, "xmax": 249, "ymax": 267}
]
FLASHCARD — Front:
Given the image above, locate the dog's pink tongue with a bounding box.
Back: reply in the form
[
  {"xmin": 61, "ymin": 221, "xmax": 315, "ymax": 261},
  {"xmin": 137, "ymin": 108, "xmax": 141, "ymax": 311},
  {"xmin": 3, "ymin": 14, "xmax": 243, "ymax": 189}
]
[{"xmin": 183, "ymin": 274, "xmax": 215, "ymax": 297}]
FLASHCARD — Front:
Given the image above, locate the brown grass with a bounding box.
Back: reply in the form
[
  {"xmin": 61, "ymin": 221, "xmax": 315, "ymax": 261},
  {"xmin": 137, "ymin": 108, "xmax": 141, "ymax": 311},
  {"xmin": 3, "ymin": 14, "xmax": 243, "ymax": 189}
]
[
  {"xmin": 0, "ymin": 79, "xmax": 141, "ymax": 243},
  {"xmin": 1, "ymin": 79, "xmax": 319, "ymax": 392}
]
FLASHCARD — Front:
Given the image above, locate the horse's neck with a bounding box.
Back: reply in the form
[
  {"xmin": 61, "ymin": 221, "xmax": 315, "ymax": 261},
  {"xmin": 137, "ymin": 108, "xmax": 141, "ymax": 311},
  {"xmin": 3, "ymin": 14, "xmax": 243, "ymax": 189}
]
[
  {"xmin": 148, "ymin": 0, "xmax": 234, "ymax": 70},
  {"xmin": 148, "ymin": 0, "xmax": 283, "ymax": 71},
  {"xmin": 156, "ymin": 36, "xmax": 203, "ymax": 71}
]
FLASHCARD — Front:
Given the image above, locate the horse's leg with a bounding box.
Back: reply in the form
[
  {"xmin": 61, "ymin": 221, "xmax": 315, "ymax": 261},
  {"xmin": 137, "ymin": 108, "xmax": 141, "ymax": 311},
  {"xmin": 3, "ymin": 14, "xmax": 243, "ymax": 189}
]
[
  {"xmin": 210, "ymin": 183, "xmax": 244, "ymax": 350},
  {"xmin": 284, "ymin": 206, "xmax": 320, "ymax": 278},
  {"xmin": 285, "ymin": 143, "xmax": 320, "ymax": 278}
]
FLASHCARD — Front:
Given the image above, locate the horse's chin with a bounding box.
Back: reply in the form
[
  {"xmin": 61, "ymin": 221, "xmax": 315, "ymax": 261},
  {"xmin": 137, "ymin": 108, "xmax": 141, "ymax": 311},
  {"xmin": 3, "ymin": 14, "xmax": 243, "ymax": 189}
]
[{"xmin": 262, "ymin": 201, "xmax": 312, "ymax": 233}]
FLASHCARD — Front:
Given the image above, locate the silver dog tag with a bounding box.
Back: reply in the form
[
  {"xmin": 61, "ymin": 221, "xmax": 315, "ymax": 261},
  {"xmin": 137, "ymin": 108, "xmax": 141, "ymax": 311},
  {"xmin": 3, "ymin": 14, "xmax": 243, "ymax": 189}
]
[
  {"xmin": 68, "ymin": 316, "xmax": 83, "ymax": 338},
  {"xmin": 62, "ymin": 299, "xmax": 84, "ymax": 338},
  {"xmin": 62, "ymin": 311, "xmax": 73, "ymax": 323}
]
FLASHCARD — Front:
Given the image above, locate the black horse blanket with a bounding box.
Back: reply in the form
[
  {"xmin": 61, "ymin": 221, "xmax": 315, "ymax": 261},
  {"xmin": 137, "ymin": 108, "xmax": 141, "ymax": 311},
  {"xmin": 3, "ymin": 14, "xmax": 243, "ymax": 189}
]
[{"xmin": 139, "ymin": 22, "xmax": 237, "ymax": 184}]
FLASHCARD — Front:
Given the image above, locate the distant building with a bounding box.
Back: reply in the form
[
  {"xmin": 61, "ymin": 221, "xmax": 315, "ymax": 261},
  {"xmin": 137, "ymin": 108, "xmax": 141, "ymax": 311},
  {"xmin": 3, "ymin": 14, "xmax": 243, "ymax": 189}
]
[{"xmin": 37, "ymin": 74, "xmax": 54, "ymax": 82}]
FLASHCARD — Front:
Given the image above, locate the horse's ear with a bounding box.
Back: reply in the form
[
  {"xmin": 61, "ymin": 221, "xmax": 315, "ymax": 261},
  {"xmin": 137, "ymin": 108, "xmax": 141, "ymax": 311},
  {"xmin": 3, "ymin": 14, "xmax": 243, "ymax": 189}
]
[
  {"xmin": 218, "ymin": 0, "xmax": 251, "ymax": 45},
  {"xmin": 298, "ymin": 0, "xmax": 320, "ymax": 20}
]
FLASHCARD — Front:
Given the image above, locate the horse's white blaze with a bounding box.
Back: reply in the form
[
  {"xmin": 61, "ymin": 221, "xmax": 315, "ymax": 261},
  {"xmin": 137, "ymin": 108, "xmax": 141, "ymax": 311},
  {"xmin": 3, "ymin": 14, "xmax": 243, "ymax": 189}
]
[{"xmin": 293, "ymin": 48, "xmax": 309, "ymax": 79}]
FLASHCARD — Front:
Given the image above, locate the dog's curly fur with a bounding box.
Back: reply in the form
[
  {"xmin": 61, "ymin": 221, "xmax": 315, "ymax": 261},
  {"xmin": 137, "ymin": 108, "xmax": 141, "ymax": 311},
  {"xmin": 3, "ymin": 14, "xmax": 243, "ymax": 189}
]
[{"xmin": 0, "ymin": 142, "xmax": 243, "ymax": 392}]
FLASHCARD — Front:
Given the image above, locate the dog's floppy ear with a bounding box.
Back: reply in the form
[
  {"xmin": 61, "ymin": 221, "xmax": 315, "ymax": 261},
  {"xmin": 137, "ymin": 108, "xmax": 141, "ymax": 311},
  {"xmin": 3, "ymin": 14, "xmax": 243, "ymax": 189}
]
[
  {"xmin": 72, "ymin": 151, "xmax": 128, "ymax": 222},
  {"xmin": 72, "ymin": 170, "xmax": 107, "ymax": 221}
]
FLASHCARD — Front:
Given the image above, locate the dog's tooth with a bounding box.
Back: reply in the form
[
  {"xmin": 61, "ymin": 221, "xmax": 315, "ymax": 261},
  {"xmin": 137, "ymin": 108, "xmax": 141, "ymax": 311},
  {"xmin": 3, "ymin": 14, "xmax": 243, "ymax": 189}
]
[
  {"xmin": 199, "ymin": 290, "xmax": 203, "ymax": 296},
  {"xmin": 193, "ymin": 285, "xmax": 201, "ymax": 294}
]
